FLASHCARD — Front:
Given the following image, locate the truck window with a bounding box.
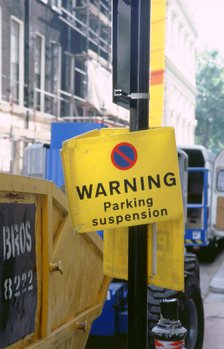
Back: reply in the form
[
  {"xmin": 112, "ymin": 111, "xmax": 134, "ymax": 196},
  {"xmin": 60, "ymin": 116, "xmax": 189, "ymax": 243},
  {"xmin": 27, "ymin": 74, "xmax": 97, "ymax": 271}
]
[
  {"xmin": 217, "ymin": 170, "xmax": 224, "ymax": 192},
  {"xmin": 188, "ymin": 171, "xmax": 203, "ymax": 204}
]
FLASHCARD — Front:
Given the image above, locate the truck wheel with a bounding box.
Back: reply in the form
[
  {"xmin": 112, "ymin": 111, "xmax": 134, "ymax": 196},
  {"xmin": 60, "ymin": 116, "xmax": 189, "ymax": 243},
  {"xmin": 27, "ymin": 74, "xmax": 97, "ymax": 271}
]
[
  {"xmin": 148, "ymin": 253, "xmax": 204, "ymax": 349},
  {"xmin": 179, "ymin": 272, "xmax": 204, "ymax": 349},
  {"xmin": 184, "ymin": 252, "xmax": 200, "ymax": 281},
  {"xmin": 199, "ymin": 240, "xmax": 217, "ymax": 263},
  {"xmin": 187, "ymin": 240, "xmax": 217, "ymax": 263}
]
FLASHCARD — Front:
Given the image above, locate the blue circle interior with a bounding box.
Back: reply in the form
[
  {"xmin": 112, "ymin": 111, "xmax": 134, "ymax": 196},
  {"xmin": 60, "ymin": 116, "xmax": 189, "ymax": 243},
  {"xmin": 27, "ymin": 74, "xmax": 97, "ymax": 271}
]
[{"xmin": 113, "ymin": 145, "xmax": 135, "ymax": 168}]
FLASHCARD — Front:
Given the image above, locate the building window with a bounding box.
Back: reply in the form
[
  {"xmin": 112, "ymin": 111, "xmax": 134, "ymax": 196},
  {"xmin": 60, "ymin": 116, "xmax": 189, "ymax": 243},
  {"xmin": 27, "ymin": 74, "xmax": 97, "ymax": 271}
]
[
  {"xmin": 61, "ymin": 53, "xmax": 73, "ymax": 116},
  {"xmin": 34, "ymin": 34, "xmax": 45, "ymax": 111},
  {"xmin": 64, "ymin": 54, "xmax": 72, "ymax": 93},
  {"xmin": 50, "ymin": 42, "xmax": 61, "ymax": 116},
  {"xmin": 217, "ymin": 170, "xmax": 224, "ymax": 192},
  {"xmin": 74, "ymin": 55, "xmax": 86, "ymax": 99},
  {"xmin": 10, "ymin": 17, "xmax": 24, "ymax": 105},
  {"xmin": 51, "ymin": 42, "xmax": 61, "ymax": 94}
]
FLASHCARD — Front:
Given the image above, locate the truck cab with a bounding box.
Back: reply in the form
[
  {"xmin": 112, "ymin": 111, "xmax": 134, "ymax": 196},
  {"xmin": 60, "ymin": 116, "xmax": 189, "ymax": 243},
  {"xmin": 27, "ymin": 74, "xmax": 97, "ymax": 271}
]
[{"xmin": 181, "ymin": 145, "xmax": 215, "ymax": 250}]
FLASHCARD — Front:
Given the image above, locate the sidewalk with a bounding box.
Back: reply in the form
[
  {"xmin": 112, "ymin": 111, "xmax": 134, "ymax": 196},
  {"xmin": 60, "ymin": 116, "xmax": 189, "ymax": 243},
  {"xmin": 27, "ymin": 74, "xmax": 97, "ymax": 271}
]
[{"xmin": 203, "ymin": 261, "xmax": 224, "ymax": 349}]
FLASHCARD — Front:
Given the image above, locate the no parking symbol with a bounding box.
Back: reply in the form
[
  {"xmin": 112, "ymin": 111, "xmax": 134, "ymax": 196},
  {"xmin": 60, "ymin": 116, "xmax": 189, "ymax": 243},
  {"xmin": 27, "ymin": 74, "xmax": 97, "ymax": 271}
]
[{"xmin": 111, "ymin": 142, "xmax": 137, "ymax": 170}]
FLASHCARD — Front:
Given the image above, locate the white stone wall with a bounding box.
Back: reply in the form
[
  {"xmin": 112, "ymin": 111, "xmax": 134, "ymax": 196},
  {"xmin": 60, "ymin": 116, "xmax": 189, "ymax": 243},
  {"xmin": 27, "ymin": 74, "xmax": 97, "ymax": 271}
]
[
  {"xmin": 0, "ymin": 102, "xmax": 55, "ymax": 174},
  {"xmin": 165, "ymin": 0, "xmax": 197, "ymax": 146}
]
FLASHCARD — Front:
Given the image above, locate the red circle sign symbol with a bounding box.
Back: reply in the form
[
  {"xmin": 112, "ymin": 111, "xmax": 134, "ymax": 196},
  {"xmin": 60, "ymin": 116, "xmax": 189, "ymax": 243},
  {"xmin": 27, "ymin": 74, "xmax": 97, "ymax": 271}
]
[{"xmin": 111, "ymin": 142, "xmax": 137, "ymax": 170}]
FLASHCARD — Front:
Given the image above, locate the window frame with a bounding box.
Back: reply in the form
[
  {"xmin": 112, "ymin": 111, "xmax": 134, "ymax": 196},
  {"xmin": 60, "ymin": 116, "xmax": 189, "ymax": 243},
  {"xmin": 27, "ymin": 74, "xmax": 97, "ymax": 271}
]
[
  {"xmin": 217, "ymin": 170, "xmax": 224, "ymax": 192},
  {"xmin": 50, "ymin": 41, "xmax": 62, "ymax": 116},
  {"xmin": 10, "ymin": 16, "xmax": 24, "ymax": 105},
  {"xmin": 34, "ymin": 33, "xmax": 45, "ymax": 112}
]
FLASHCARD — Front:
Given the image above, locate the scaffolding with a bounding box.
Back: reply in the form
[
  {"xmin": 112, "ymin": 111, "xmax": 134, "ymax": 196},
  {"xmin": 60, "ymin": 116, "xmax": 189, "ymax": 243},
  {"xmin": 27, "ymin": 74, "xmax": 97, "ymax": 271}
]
[
  {"xmin": 55, "ymin": 0, "xmax": 112, "ymax": 118},
  {"xmin": 60, "ymin": 0, "xmax": 111, "ymax": 59}
]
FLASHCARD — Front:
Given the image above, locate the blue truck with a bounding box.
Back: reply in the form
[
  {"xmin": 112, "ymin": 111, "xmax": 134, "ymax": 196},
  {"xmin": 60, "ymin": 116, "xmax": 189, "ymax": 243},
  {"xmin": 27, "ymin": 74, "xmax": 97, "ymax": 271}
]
[{"xmin": 181, "ymin": 145, "xmax": 222, "ymax": 261}]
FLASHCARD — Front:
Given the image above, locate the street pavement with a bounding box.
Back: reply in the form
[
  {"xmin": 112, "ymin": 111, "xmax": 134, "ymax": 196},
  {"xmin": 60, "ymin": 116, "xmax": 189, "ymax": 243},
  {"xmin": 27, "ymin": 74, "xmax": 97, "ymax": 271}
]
[{"xmin": 202, "ymin": 260, "xmax": 224, "ymax": 349}]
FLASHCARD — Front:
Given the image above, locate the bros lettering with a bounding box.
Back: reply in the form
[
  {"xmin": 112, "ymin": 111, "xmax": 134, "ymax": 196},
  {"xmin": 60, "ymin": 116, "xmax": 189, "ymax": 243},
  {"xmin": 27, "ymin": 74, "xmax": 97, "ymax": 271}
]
[{"xmin": 3, "ymin": 221, "xmax": 32, "ymax": 260}]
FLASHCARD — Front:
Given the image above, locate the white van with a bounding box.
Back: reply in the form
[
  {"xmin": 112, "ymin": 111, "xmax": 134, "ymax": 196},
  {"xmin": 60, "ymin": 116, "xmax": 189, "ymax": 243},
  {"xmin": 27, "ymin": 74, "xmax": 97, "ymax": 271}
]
[{"xmin": 211, "ymin": 148, "xmax": 224, "ymax": 240}]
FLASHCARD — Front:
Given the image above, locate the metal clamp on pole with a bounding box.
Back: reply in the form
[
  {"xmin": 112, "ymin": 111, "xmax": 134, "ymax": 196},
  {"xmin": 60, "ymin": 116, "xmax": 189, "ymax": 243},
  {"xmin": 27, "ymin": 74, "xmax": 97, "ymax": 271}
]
[
  {"xmin": 128, "ymin": 93, "xmax": 149, "ymax": 99},
  {"xmin": 114, "ymin": 89, "xmax": 149, "ymax": 100}
]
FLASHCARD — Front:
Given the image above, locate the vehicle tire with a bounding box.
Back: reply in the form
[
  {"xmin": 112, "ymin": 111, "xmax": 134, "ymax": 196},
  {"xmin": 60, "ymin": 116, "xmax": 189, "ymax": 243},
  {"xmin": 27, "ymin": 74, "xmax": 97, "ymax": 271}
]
[
  {"xmin": 148, "ymin": 253, "xmax": 204, "ymax": 349},
  {"xmin": 218, "ymin": 237, "xmax": 224, "ymax": 249},
  {"xmin": 187, "ymin": 239, "xmax": 218, "ymax": 263},
  {"xmin": 179, "ymin": 271, "xmax": 204, "ymax": 349},
  {"xmin": 198, "ymin": 240, "xmax": 217, "ymax": 263},
  {"xmin": 184, "ymin": 251, "xmax": 200, "ymax": 281}
]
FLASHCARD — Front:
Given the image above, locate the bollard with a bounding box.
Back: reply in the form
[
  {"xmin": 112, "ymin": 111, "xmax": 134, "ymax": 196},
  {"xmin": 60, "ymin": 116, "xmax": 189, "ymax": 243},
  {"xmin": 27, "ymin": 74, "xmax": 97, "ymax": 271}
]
[{"xmin": 152, "ymin": 298, "xmax": 187, "ymax": 349}]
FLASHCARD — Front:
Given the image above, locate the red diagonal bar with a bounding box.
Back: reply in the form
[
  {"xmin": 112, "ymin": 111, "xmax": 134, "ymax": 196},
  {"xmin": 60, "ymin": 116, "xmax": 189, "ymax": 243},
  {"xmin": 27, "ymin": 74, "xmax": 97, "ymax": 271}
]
[{"xmin": 115, "ymin": 148, "xmax": 134, "ymax": 165}]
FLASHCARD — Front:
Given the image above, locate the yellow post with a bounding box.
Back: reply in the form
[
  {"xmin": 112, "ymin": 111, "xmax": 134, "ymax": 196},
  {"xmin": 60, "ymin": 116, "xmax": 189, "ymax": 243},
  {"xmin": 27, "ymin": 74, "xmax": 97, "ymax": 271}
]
[{"xmin": 150, "ymin": 0, "xmax": 166, "ymax": 127}]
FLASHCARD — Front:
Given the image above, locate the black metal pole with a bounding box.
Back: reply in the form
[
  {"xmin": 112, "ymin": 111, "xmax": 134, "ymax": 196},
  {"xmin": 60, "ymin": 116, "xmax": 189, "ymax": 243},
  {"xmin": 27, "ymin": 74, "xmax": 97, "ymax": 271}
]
[{"xmin": 128, "ymin": 1, "xmax": 151, "ymax": 349}]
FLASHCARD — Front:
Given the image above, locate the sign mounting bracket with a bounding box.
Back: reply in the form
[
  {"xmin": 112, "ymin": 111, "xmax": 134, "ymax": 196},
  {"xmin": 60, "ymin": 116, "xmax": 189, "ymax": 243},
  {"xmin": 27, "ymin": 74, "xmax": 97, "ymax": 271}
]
[{"xmin": 114, "ymin": 89, "xmax": 149, "ymax": 100}]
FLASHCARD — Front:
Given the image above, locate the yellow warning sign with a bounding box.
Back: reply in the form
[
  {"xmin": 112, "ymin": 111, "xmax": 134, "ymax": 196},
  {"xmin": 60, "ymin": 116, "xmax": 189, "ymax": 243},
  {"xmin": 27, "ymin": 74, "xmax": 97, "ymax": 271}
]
[
  {"xmin": 103, "ymin": 218, "xmax": 185, "ymax": 291},
  {"xmin": 62, "ymin": 127, "xmax": 183, "ymax": 233}
]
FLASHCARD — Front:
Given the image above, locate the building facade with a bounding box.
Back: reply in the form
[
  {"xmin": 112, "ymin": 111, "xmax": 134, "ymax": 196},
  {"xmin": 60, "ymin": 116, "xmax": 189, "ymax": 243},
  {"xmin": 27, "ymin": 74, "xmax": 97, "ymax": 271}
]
[
  {"xmin": 0, "ymin": 0, "xmax": 197, "ymax": 174},
  {"xmin": 0, "ymin": 0, "xmax": 128, "ymax": 174},
  {"xmin": 150, "ymin": 0, "xmax": 197, "ymax": 146},
  {"xmin": 165, "ymin": 0, "xmax": 197, "ymax": 145}
]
